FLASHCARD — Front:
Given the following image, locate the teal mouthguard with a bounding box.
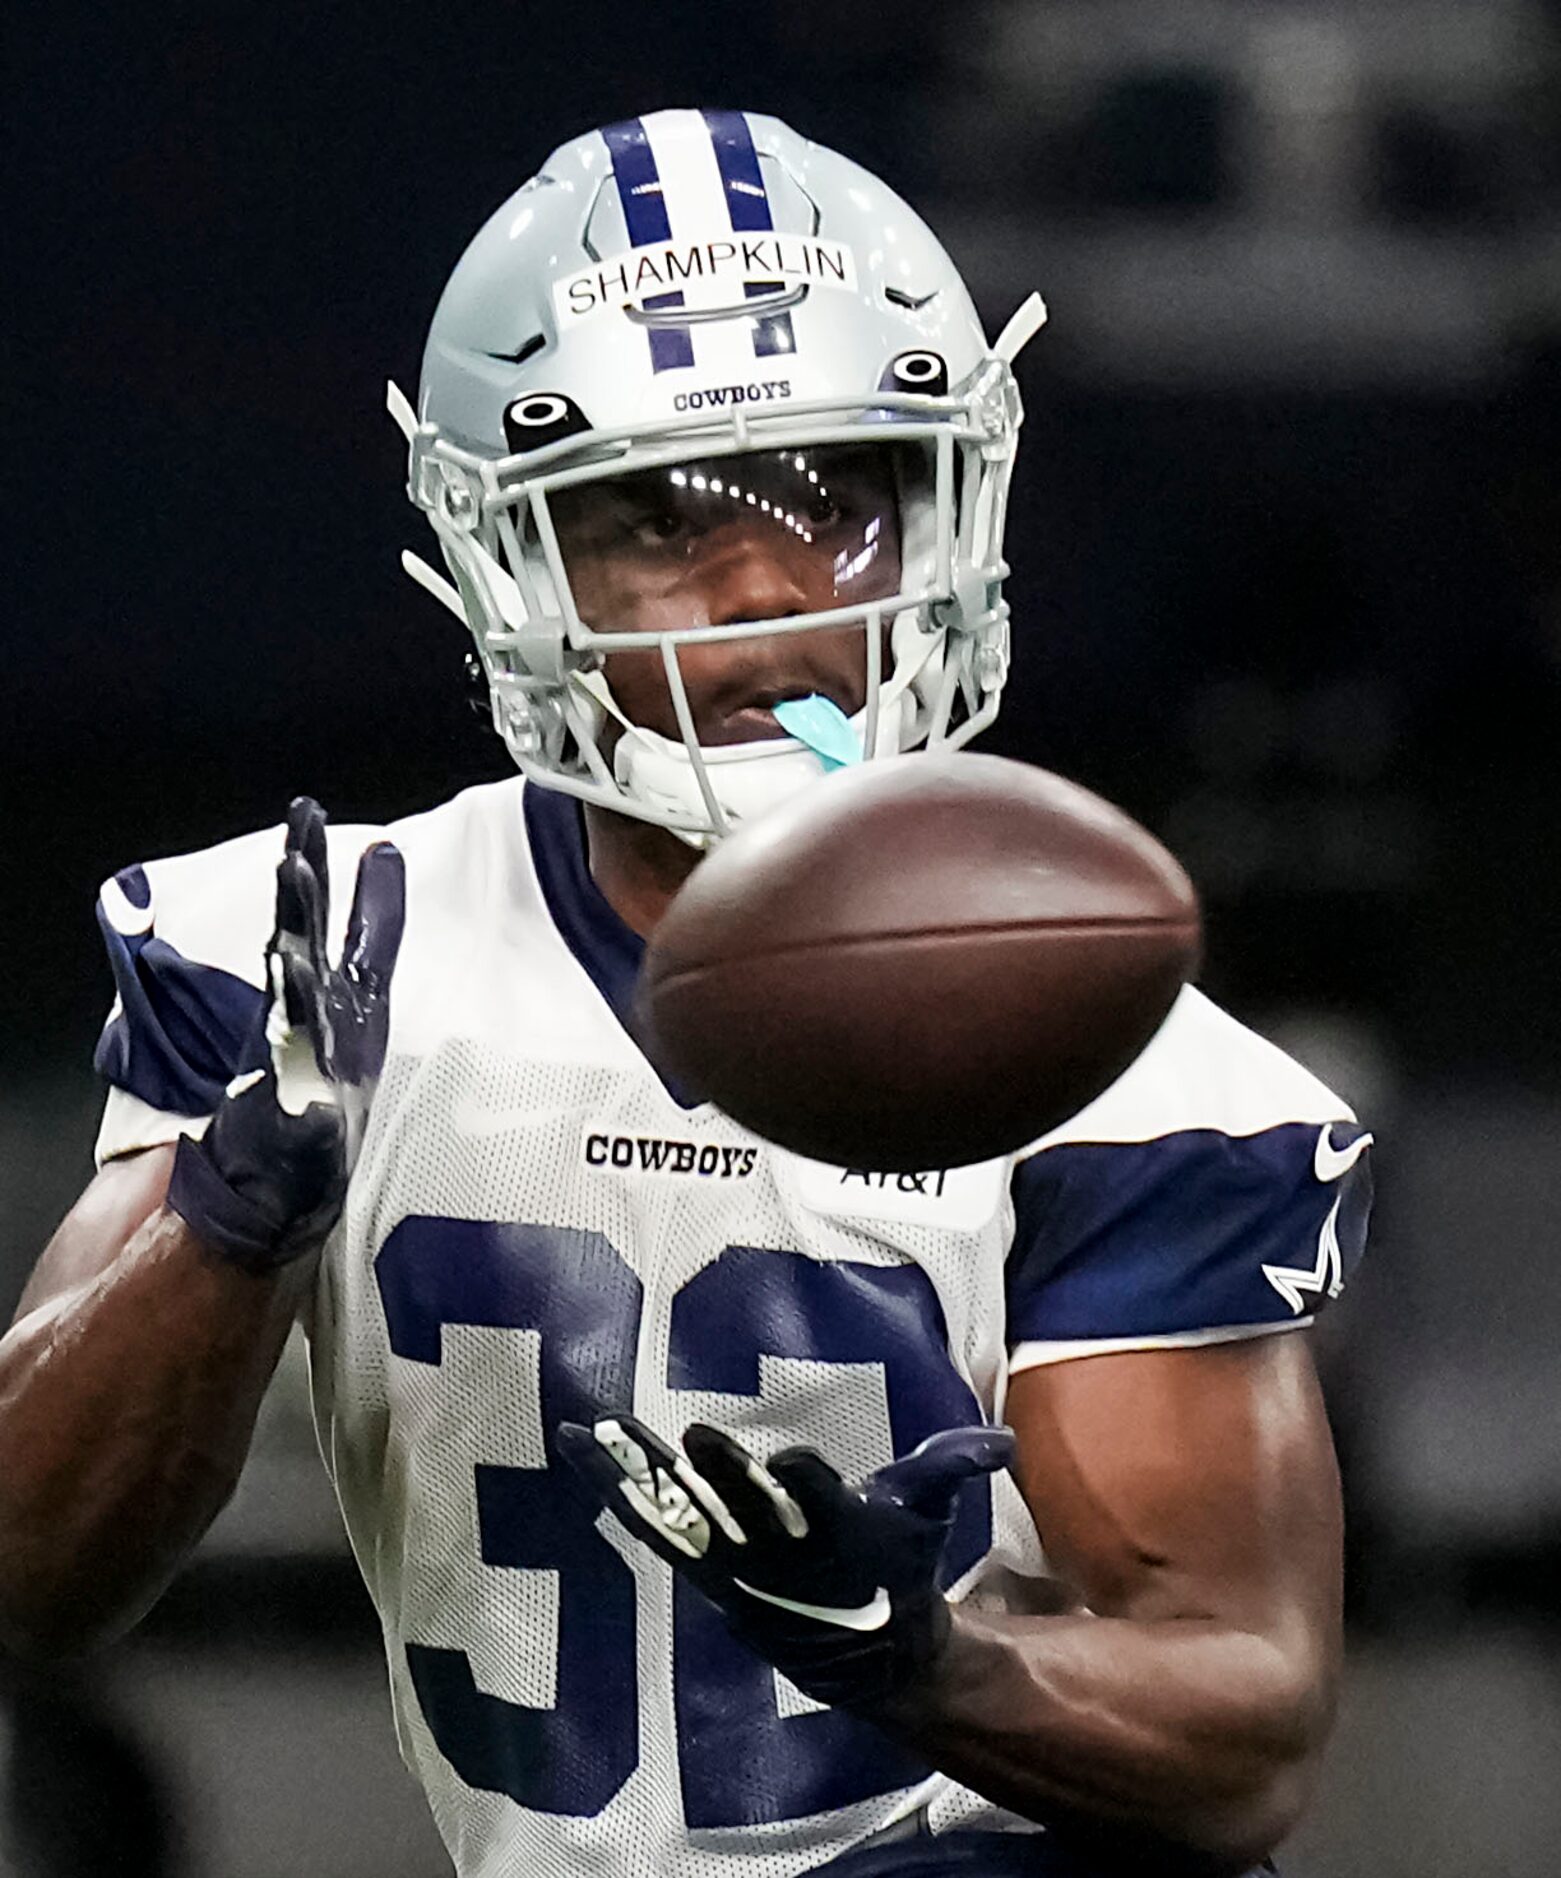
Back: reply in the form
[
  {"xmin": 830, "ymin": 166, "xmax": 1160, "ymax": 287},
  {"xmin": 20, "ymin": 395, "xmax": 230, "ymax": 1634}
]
[{"xmin": 772, "ymin": 694, "xmax": 862, "ymax": 772}]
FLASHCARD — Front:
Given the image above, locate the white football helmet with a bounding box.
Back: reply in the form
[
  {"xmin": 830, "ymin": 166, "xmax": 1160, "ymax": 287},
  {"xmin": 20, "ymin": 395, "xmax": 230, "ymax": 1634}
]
[{"xmin": 391, "ymin": 108, "xmax": 1046, "ymax": 845}]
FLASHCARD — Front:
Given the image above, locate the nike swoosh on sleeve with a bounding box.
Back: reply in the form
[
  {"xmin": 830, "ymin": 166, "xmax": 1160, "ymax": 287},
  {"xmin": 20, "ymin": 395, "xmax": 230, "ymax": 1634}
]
[
  {"xmin": 1314, "ymin": 1125, "xmax": 1374, "ymax": 1183},
  {"xmin": 732, "ymin": 1579, "xmax": 892, "ymax": 1632}
]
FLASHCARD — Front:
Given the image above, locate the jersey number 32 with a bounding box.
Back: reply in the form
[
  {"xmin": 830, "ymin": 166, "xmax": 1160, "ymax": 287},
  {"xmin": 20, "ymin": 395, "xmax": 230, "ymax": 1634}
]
[{"xmin": 375, "ymin": 1218, "xmax": 992, "ymax": 1828}]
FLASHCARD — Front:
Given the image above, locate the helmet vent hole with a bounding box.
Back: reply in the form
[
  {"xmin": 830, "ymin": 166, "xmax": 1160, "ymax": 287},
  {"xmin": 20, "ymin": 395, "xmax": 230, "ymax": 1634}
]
[
  {"xmin": 486, "ymin": 333, "xmax": 546, "ymax": 367},
  {"xmin": 885, "ymin": 286, "xmax": 938, "ymax": 311}
]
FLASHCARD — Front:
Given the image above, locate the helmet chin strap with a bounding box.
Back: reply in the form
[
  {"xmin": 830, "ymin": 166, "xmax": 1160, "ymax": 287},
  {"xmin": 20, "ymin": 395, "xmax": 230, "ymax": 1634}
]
[
  {"xmin": 610, "ymin": 706, "xmax": 913, "ymax": 848},
  {"xmin": 569, "ymin": 634, "xmax": 933, "ymax": 844}
]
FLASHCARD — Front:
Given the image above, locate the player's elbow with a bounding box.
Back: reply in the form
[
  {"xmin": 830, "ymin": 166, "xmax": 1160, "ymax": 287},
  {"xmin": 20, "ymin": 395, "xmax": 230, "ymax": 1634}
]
[
  {"xmin": 1105, "ymin": 1748, "xmax": 1324, "ymax": 1878},
  {"xmin": 0, "ymin": 1514, "xmax": 221, "ymax": 1662},
  {"xmin": 0, "ymin": 1587, "xmax": 97, "ymax": 1662},
  {"xmin": 0, "ymin": 1575, "xmax": 142, "ymax": 1662},
  {"xmin": 1050, "ymin": 1739, "xmax": 1325, "ymax": 1878},
  {"xmin": 1176, "ymin": 1758, "xmax": 1322, "ymax": 1877},
  {"xmin": 1177, "ymin": 1641, "xmax": 1337, "ymax": 1872}
]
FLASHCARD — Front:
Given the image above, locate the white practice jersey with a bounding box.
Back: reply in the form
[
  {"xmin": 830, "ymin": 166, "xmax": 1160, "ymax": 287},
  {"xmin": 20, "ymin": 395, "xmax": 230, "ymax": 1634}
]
[{"xmin": 93, "ymin": 777, "xmax": 1372, "ymax": 1877}]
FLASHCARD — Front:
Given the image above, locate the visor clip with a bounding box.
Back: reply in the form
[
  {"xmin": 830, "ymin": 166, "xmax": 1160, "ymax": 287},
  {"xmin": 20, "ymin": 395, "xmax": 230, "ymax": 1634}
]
[
  {"xmin": 437, "ymin": 469, "xmax": 481, "ymax": 534},
  {"xmin": 976, "ymin": 639, "xmax": 1009, "ymax": 692},
  {"xmin": 498, "ymin": 689, "xmax": 542, "ymax": 756},
  {"xmin": 934, "ymin": 566, "xmax": 996, "ymax": 637}
]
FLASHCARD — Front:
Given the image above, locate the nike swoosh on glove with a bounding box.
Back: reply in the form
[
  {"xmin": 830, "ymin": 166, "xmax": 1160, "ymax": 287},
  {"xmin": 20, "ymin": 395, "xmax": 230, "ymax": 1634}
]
[
  {"xmin": 557, "ymin": 1414, "xmax": 1013, "ymax": 1709},
  {"xmin": 166, "ymin": 796, "xmax": 405, "ymax": 1272}
]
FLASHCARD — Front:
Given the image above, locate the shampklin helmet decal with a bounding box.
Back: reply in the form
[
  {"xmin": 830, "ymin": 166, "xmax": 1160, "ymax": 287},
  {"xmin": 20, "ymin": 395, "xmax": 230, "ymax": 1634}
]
[
  {"xmin": 391, "ymin": 108, "xmax": 1047, "ymax": 846},
  {"xmin": 584, "ymin": 111, "xmax": 810, "ymax": 373}
]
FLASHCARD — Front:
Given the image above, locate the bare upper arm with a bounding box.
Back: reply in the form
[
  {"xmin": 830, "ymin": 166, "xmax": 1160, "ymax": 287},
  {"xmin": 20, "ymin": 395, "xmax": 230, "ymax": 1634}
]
[
  {"xmin": 1005, "ymin": 1334, "xmax": 1342, "ymax": 1676},
  {"xmin": 11, "ymin": 1145, "xmax": 178, "ymax": 1327}
]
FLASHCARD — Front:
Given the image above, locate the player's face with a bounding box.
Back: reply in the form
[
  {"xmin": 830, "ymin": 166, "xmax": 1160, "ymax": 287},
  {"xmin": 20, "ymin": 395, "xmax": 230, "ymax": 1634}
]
[{"xmin": 550, "ymin": 443, "xmax": 907, "ymax": 746}]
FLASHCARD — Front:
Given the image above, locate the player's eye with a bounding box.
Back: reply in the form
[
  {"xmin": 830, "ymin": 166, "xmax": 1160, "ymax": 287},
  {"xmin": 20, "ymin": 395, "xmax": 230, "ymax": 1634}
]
[
  {"xmin": 804, "ymin": 488, "xmax": 846, "ymax": 528},
  {"xmin": 629, "ymin": 505, "xmax": 695, "ymax": 548}
]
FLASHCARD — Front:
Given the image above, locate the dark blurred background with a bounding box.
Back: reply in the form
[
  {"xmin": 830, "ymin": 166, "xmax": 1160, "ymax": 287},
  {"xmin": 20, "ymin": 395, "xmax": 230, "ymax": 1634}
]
[{"xmin": 4, "ymin": 2, "xmax": 1560, "ymax": 1872}]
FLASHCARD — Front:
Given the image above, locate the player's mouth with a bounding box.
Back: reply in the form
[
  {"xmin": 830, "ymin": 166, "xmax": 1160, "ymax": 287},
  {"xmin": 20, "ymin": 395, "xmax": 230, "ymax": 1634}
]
[{"xmin": 705, "ymin": 685, "xmax": 858, "ymax": 747}]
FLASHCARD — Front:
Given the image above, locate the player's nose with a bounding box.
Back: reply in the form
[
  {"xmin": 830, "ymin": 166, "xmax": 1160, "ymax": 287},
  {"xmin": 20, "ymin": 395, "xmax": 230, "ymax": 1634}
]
[{"xmin": 697, "ymin": 523, "xmax": 812, "ymax": 628}]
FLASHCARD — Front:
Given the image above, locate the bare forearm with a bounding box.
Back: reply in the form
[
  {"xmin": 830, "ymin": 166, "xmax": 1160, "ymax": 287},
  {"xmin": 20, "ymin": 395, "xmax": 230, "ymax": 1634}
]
[
  {"xmin": 0, "ymin": 1206, "xmax": 307, "ymax": 1656},
  {"xmin": 872, "ymin": 1604, "xmax": 1331, "ymax": 1872}
]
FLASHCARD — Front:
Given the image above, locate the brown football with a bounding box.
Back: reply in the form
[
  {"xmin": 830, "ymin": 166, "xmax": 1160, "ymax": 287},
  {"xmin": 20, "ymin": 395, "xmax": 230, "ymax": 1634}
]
[{"xmin": 634, "ymin": 752, "xmax": 1201, "ymax": 1171}]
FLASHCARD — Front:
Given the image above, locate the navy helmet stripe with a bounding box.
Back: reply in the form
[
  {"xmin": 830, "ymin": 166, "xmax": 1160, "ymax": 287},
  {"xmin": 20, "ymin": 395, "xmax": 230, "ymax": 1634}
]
[
  {"xmin": 747, "ymin": 284, "xmax": 795, "ymax": 357},
  {"xmin": 602, "ymin": 118, "xmax": 694, "ymax": 373},
  {"xmin": 701, "ymin": 109, "xmax": 773, "ymax": 232},
  {"xmin": 702, "ymin": 110, "xmax": 796, "ymax": 360},
  {"xmin": 603, "ymin": 117, "xmax": 673, "ymax": 244},
  {"xmin": 642, "ymin": 291, "xmax": 696, "ymax": 375}
]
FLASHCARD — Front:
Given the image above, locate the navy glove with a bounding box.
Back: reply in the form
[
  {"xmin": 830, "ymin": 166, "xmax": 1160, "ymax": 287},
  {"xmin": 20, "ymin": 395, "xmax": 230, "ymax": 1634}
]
[
  {"xmin": 166, "ymin": 797, "xmax": 405, "ymax": 1272},
  {"xmin": 557, "ymin": 1413, "xmax": 1013, "ymax": 1709}
]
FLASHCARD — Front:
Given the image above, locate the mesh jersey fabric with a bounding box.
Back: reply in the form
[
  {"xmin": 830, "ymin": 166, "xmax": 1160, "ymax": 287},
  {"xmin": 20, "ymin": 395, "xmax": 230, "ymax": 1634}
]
[{"xmin": 91, "ymin": 775, "xmax": 1370, "ymax": 1876}]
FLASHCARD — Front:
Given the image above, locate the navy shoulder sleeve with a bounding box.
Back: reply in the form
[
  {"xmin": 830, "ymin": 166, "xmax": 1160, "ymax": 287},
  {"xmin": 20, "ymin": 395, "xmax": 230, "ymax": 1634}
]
[
  {"xmin": 1007, "ymin": 1121, "xmax": 1373, "ymax": 1348},
  {"xmin": 93, "ymin": 862, "xmax": 267, "ymax": 1117},
  {"xmin": 92, "ymin": 813, "xmax": 404, "ymax": 1162}
]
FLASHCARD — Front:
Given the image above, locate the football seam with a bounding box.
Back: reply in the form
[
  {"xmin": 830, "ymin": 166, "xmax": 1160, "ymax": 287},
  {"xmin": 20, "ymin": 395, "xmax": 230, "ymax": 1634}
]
[{"xmin": 647, "ymin": 916, "xmax": 1200, "ymax": 991}]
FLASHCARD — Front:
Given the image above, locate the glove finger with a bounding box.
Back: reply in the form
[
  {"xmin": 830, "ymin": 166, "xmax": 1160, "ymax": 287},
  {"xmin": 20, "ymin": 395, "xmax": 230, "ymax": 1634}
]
[
  {"xmin": 764, "ymin": 1446, "xmax": 850, "ymax": 1522},
  {"xmin": 556, "ymin": 1418, "xmax": 641, "ymax": 1504},
  {"xmin": 683, "ymin": 1424, "xmax": 810, "ymax": 1543},
  {"xmin": 579, "ymin": 1410, "xmax": 685, "ymax": 1481},
  {"xmin": 871, "ymin": 1425, "xmax": 1015, "ymax": 1516},
  {"xmin": 286, "ymin": 797, "xmax": 330, "ymax": 908},
  {"xmin": 274, "ymin": 852, "xmax": 330, "ymax": 980},
  {"xmin": 557, "ymin": 1416, "xmax": 733, "ymax": 1561},
  {"xmin": 271, "ymin": 949, "xmax": 335, "ymax": 1089},
  {"xmin": 343, "ymin": 842, "xmax": 406, "ymax": 997}
]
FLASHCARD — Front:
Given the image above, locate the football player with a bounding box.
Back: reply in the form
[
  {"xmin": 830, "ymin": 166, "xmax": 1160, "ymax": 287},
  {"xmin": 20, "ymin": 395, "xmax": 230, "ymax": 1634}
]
[{"xmin": 0, "ymin": 112, "xmax": 1371, "ymax": 1876}]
